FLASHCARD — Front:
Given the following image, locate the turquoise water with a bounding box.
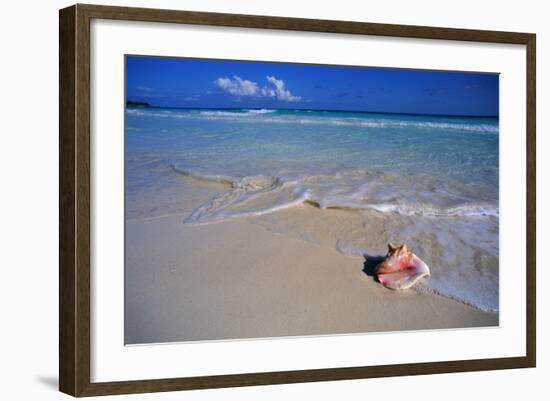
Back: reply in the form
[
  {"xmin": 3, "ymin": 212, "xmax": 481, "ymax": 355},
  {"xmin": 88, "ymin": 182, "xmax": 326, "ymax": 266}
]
[
  {"xmin": 126, "ymin": 106, "xmax": 499, "ymax": 313},
  {"xmin": 126, "ymin": 107, "xmax": 498, "ymax": 222}
]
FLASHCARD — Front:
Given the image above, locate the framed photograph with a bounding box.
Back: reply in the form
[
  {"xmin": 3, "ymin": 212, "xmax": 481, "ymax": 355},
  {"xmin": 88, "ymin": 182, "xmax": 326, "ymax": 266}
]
[{"xmin": 59, "ymin": 4, "xmax": 536, "ymax": 397}]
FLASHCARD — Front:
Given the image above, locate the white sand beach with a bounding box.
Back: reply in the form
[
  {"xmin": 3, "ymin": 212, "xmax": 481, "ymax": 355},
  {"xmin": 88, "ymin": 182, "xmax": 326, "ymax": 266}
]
[{"xmin": 125, "ymin": 177, "xmax": 498, "ymax": 344}]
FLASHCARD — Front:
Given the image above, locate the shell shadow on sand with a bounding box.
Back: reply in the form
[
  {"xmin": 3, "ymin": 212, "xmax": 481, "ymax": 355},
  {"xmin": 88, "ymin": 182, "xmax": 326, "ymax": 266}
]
[{"xmin": 362, "ymin": 254, "xmax": 385, "ymax": 282}]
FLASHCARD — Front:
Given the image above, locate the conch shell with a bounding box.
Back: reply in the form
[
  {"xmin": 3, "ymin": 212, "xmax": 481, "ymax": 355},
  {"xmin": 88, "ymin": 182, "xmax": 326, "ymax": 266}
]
[{"xmin": 375, "ymin": 243, "xmax": 430, "ymax": 290}]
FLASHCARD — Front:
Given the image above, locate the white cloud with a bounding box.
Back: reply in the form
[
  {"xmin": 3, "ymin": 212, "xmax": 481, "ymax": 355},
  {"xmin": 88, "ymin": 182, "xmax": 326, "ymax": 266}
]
[
  {"xmin": 214, "ymin": 75, "xmax": 301, "ymax": 102},
  {"xmin": 214, "ymin": 76, "xmax": 259, "ymax": 96},
  {"xmin": 262, "ymin": 76, "xmax": 301, "ymax": 101}
]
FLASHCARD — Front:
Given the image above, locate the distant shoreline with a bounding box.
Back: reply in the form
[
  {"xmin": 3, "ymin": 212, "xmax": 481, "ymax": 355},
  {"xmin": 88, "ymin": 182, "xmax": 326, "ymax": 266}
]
[{"xmin": 126, "ymin": 100, "xmax": 151, "ymax": 107}]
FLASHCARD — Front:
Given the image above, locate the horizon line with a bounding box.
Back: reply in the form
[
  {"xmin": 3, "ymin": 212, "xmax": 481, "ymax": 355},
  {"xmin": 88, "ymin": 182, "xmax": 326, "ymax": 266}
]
[{"xmin": 125, "ymin": 101, "xmax": 499, "ymax": 119}]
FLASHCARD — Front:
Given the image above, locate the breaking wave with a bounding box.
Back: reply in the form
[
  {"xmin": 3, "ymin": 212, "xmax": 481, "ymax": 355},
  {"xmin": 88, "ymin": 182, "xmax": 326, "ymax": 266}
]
[
  {"xmin": 198, "ymin": 108, "xmax": 276, "ymax": 117},
  {"xmin": 127, "ymin": 107, "xmax": 498, "ymax": 134}
]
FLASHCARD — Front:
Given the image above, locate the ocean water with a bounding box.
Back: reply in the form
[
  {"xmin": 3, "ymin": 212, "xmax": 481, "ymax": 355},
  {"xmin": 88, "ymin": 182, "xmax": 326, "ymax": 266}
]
[{"xmin": 126, "ymin": 107, "xmax": 499, "ymax": 314}]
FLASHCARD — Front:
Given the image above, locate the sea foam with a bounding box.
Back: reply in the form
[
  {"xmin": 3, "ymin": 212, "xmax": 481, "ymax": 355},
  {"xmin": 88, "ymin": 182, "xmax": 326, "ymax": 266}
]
[{"xmin": 174, "ymin": 165, "xmax": 499, "ymax": 225}]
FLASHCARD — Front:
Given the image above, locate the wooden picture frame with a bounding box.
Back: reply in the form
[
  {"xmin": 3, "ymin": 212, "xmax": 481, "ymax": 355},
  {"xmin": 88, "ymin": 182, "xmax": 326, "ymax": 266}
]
[{"xmin": 59, "ymin": 3, "xmax": 536, "ymax": 397}]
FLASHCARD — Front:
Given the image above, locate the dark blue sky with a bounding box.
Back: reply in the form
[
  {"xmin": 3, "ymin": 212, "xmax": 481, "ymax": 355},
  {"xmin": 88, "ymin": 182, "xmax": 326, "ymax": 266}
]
[{"xmin": 126, "ymin": 56, "xmax": 499, "ymax": 116}]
